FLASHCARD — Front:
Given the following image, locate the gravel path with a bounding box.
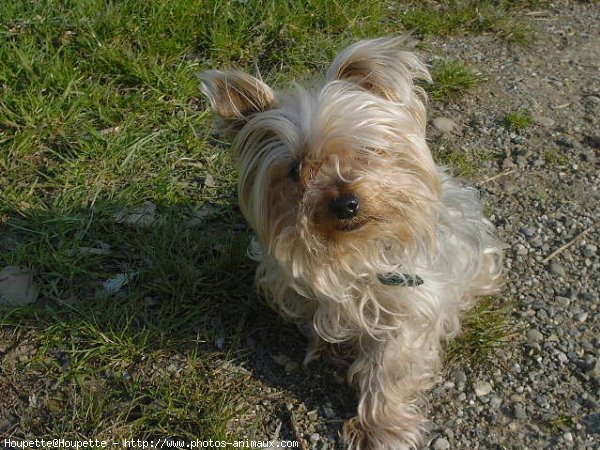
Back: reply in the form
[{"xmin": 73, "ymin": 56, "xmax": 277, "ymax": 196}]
[{"xmin": 423, "ymin": 2, "xmax": 600, "ymax": 449}]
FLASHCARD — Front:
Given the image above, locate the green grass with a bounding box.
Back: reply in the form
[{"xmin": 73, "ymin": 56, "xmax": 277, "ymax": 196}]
[
  {"xmin": 428, "ymin": 59, "xmax": 486, "ymax": 102},
  {"xmin": 397, "ymin": 0, "xmax": 535, "ymax": 45},
  {"xmin": 505, "ymin": 109, "xmax": 534, "ymax": 130},
  {"xmin": 544, "ymin": 149, "xmax": 569, "ymax": 166},
  {"xmin": 0, "ymin": 0, "xmax": 525, "ymax": 440},
  {"xmin": 433, "ymin": 145, "xmax": 495, "ymax": 178},
  {"xmin": 446, "ymin": 296, "xmax": 517, "ymax": 367}
]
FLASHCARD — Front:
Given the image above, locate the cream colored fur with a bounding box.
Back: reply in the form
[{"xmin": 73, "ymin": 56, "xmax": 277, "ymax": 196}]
[{"xmin": 201, "ymin": 37, "xmax": 505, "ymax": 450}]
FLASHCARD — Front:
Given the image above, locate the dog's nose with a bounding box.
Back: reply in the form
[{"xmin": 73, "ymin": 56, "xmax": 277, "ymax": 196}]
[{"xmin": 330, "ymin": 194, "xmax": 360, "ymax": 220}]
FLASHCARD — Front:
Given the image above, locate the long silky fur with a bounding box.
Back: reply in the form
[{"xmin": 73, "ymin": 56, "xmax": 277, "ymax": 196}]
[{"xmin": 201, "ymin": 37, "xmax": 505, "ymax": 450}]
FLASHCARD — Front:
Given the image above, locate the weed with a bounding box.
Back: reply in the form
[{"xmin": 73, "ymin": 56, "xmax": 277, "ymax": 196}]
[
  {"xmin": 428, "ymin": 60, "xmax": 486, "ymax": 102},
  {"xmin": 505, "ymin": 109, "xmax": 534, "ymax": 130}
]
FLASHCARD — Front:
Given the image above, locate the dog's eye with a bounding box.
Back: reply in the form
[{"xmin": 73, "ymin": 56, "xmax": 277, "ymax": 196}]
[{"xmin": 289, "ymin": 161, "xmax": 300, "ymax": 182}]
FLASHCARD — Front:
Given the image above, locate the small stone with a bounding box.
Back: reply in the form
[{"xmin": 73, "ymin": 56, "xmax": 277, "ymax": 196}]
[
  {"xmin": 556, "ymin": 351, "xmax": 569, "ymax": 364},
  {"xmin": 114, "ymin": 201, "xmax": 158, "ymax": 227},
  {"xmin": 549, "ymin": 262, "xmax": 566, "ymax": 277},
  {"xmin": 584, "ymin": 135, "xmax": 600, "ymax": 149},
  {"xmin": 510, "ymin": 394, "xmax": 525, "ymax": 403},
  {"xmin": 585, "ymin": 358, "xmax": 600, "ymax": 378},
  {"xmin": 534, "ymin": 116, "xmax": 556, "ymax": 128},
  {"xmin": 203, "ymin": 174, "xmax": 216, "ymax": 188},
  {"xmin": 307, "ymin": 410, "xmax": 319, "ymax": 421},
  {"xmin": 575, "ymin": 312, "xmax": 588, "ymax": 322},
  {"xmin": 519, "ymin": 227, "xmax": 535, "ymax": 238},
  {"xmin": 454, "ymin": 371, "xmax": 467, "ymax": 384},
  {"xmin": 309, "ymin": 433, "xmax": 320, "ymax": 443},
  {"xmin": 526, "ymin": 329, "xmax": 544, "ymax": 345},
  {"xmin": 515, "ymin": 244, "xmax": 528, "ymax": 256},
  {"xmin": 433, "ymin": 437, "xmax": 450, "ymax": 450},
  {"xmin": 514, "ymin": 404, "xmax": 527, "ymax": 420},
  {"xmin": 582, "ymin": 244, "xmax": 596, "ymax": 257},
  {"xmin": 474, "ymin": 381, "xmax": 493, "ymax": 397},
  {"xmin": 563, "ymin": 432, "xmax": 574, "ymax": 445},
  {"xmin": 490, "ymin": 396, "xmax": 502, "ymax": 410},
  {"xmin": 557, "ymin": 135, "xmax": 575, "ymax": 148},
  {"xmin": 0, "ymin": 266, "xmax": 40, "ymax": 306},
  {"xmin": 432, "ymin": 117, "xmax": 457, "ymax": 133},
  {"xmin": 556, "ymin": 296, "xmax": 571, "ymax": 307}
]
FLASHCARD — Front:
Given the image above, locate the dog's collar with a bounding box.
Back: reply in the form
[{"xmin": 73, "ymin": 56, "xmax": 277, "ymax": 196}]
[{"xmin": 377, "ymin": 272, "xmax": 424, "ymax": 287}]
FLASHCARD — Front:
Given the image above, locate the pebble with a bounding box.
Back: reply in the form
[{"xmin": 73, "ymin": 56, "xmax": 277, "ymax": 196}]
[
  {"xmin": 526, "ymin": 329, "xmax": 544, "ymax": 345},
  {"xmin": 454, "ymin": 371, "xmax": 467, "ymax": 385},
  {"xmin": 432, "ymin": 117, "xmax": 457, "ymax": 133},
  {"xmin": 490, "ymin": 396, "xmax": 502, "ymax": 410},
  {"xmin": 514, "ymin": 404, "xmax": 527, "ymax": 420},
  {"xmin": 582, "ymin": 244, "xmax": 596, "ymax": 257},
  {"xmin": 433, "ymin": 437, "xmax": 450, "ymax": 450},
  {"xmin": 510, "ymin": 394, "xmax": 525, "ymax": 403},
  {"xmin": 114, "ymin": 201, "xmax": 158, "ymax": 227},
  {"xmin": 203, "ymin": 173, "xmax": 216, "ymax": 187},
  {"xmin": 534, "ymin": 116, "xmax": 556, "ymax": 128},
  {"xmin": 519, "ymin": 227, "xmax": 535, "ymax": 238},
  {"xmin": 474, "ymin": 381, "xmax": 493, "ymax": 397},
  {"xmin": 549, "ymin": 262, "xmax": 566, "ymax": 277},
  {"xmin": 0, "ymin": 266, "xmax": 40, "ymax": 306},
  {"xmin": 516, "ymin": 244, "xmax": 528, "ymax": 256},
  {"xmin": 585, "ymin": 358, "xmax": 600, "ymax": 378}
]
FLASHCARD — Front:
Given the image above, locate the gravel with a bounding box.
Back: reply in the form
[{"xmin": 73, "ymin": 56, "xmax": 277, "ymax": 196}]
[{"xmin": 421, "ymin": 2, "xmax": 600, "ymax": 448}]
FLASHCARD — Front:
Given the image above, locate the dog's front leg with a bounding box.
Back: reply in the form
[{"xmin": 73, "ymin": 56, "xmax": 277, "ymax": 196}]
[{"xmin": 342, "ymin": 333, "xmax": 440, "ymax": 450}]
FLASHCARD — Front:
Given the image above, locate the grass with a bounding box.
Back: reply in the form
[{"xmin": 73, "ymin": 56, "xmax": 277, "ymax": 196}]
[
  {"xmin": 544, "ymin": 149, "xmax": 569, "ymax": 166},
  {"xmin": 0, "ymin": 0, "xmax": 526, "ymax": 442},
  {"xmin": 433, "ymin": 145, "xmax": 495, "ymax": 178},
  {"xmin": 505, "ymin": 109, "xmax": 534, "ymax": 130},
  {"xmin": 396, "ymin": 0, "xmax": 536, "ymax": 45},
  {"xmin": 446, "ymin": 296, "xmax": 516, "ymax": 367},
  {"xmin": 428, "ymin": 59, "xmax": 486, "ymax": 102}
]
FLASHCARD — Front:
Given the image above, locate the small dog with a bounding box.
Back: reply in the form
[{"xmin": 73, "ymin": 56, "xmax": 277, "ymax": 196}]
[{"xmin": 201, "ymin": 37, "xmax": 504, "ymax": 450}]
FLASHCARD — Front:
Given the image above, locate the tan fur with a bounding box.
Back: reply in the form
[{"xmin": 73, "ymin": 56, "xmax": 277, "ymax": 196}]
[{"xmin": 201, "ymin": 37, "xmax": 505, "ymax": 450}]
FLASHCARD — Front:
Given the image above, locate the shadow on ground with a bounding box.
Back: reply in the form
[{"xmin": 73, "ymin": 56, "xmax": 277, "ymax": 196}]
[{"xmin": 0, "ymin": 198, "xmax": 355, "ymax": 443}]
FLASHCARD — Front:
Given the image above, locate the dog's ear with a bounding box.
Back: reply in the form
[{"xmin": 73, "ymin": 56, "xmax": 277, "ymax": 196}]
[
  {"xmin": 326, "ymin": 37, "xmax": 431, "ymax": 105},
  {"xmin": 199, "ymin": 71, "xmax": 276, "ymax": 133}
]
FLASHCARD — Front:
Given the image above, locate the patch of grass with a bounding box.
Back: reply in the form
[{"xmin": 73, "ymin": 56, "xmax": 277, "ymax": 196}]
[
  {"xmin": 544, "ymin": 149, "xmax": 569, "ymax": 166},
  {"xmin": 505, "ymin": 109, "xmax": 534, "ymax": 130},
  {"xmin": 428, "ymin": 59, "xmax": 486, "ymax": 102},
  {"xmin": 396, "ymin": 0, "xmax": 535, "ymax": 45},
  {"xmin": 546, "ymin": 414, "xmax": 578, "ymax": 433},
  {"xmin": 446, "ymin": 296, "xmax": 516, "ymax": 367},
  {"xmin": 433, "ymin": 145, "xmax": 495, "ymax": 178}
]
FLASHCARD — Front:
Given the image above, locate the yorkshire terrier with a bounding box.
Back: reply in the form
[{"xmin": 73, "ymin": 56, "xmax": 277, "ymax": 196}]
[{"xmin": 201, "ymin": 37, "xmax": 505, "ymax": 450}]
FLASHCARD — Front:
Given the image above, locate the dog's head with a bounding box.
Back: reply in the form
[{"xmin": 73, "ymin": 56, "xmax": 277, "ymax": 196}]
[{"xmin": 201, "ymin": 38, "xmax": 441, "ymax": 284}]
